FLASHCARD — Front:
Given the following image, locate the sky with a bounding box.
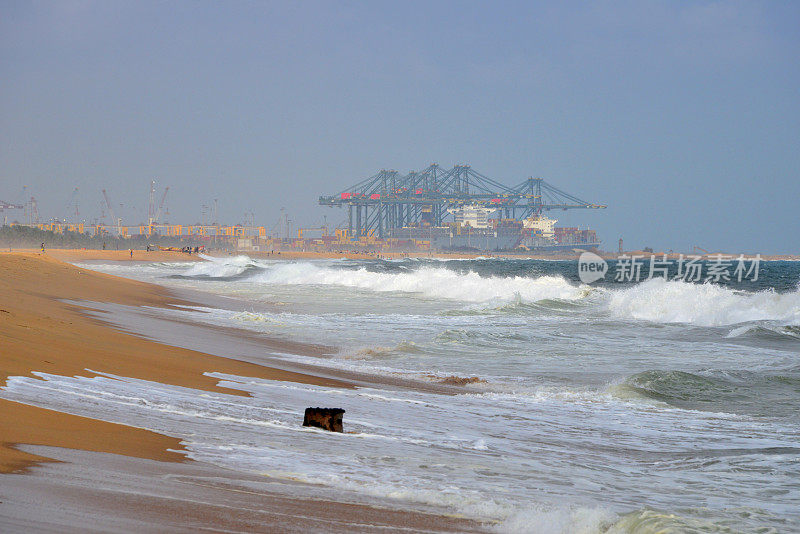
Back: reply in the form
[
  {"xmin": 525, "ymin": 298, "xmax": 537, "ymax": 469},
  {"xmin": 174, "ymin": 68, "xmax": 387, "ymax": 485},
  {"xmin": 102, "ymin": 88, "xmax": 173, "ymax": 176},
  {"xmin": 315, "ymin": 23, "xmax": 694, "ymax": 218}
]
[{"xmin": 1, "ymin": 1, "xmax": 798, "ymax": 253}]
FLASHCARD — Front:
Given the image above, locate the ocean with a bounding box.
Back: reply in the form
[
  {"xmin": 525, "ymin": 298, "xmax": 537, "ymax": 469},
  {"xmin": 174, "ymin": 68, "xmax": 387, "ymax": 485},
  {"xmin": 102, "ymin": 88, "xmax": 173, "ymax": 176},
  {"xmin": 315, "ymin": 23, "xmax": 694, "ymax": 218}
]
[{"xmin": 4, "ymin": 256, "xmax": 799, "ymax": 532}]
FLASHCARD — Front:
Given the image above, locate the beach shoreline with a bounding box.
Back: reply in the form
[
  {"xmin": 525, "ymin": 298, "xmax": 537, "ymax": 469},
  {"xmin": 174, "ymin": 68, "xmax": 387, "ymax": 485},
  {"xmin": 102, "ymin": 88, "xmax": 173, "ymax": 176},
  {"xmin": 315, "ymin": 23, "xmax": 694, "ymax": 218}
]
[
  {"xmin": 3, "ymin": 247, "xmax": 797, "ymax": 264},
  {"xmin": 0, "ymin": 252, "xmax": 353, "ymax": 472},
  {"xmin": 2, "ymin": 445, "xmax": 485, "ymax": 533},
  {"xmin": 4, "ymin": 248, "xmax": 798, "ymax": 532},
  {"xmin": 0, "ymin": 251, "xmax": 484, "ymax": 531}
]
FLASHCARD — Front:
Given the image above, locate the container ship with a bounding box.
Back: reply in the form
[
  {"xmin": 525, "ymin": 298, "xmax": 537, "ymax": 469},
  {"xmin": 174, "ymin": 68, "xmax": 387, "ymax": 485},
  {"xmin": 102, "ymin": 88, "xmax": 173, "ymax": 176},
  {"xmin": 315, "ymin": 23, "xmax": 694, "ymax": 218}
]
[{"xmin": 389, "ymin": 205, "xmax": 599, "ymax": 252}]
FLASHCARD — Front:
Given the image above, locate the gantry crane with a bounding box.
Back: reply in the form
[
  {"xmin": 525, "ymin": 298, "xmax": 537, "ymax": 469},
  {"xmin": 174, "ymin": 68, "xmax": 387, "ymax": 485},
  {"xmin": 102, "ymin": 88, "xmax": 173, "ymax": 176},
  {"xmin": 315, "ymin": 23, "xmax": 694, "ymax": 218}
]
[
  {"xmin": 153, "ymin": 187, "xmax": 169, "ymax": 224},
  {"xmin": 102, "ymin": 189, "xmax": 123, "ymax": 235},
  {"xmin": 319, "ymin": 164, "xmax": 606, "ymax": 237},
  {"xmin": 1, "ymin": 200, "xmax": 23, "ymax": 225}
]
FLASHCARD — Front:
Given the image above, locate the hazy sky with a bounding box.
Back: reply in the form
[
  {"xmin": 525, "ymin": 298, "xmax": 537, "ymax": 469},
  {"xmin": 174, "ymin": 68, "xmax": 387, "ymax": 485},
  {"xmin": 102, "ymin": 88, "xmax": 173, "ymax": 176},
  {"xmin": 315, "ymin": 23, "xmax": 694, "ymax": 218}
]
[{"xmin": 2, "ymin": 1, "xmax": 798, "ymax": 252}]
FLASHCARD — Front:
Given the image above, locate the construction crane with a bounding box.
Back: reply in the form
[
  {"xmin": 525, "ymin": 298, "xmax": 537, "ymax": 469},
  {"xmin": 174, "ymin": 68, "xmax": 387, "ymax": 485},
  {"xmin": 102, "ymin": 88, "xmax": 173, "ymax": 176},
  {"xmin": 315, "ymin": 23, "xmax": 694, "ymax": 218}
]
[
  {"xmin": 269, "ymin": 208, "xmax": 295, "ymax": 239},
  {"xmin": 65, "ymin": 187, "xmax": 79, "ymax": 222},
  {"xmin": 101, "ymin": 189, "xmax": 122, "ymax": 235},
  {"xmin": 153, "ymin": 187, "xmax": 169, "ymax": 224},
  {"xmin": 102, "ymin": 189, "xmax": 117, "ymax": 224},
  {"xmin": 25, "ymin": 197, "xmax": 39, "ymax": 225},
  {"xmin": 148, "ymin": 180, "xmax": 156, "ymax": 225},
  {"xmin": 319, "ymin": 163, "xmax": 606, "ymax": 237}
]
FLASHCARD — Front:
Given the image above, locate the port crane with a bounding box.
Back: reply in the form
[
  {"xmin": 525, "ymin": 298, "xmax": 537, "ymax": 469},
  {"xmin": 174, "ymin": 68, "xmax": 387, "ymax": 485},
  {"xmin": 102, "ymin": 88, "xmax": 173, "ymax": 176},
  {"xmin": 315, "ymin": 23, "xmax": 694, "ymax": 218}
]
[
  {"xmin": 319, "ymin": 163, "xmax": 606, "ymax": 237},
  {"xmin": 13, "ymin": 180, "xmax": 265, "ymax": 240},
  {"xmin": 0, "ymin": 200, "xmax": 23, "ymax": 211},
  {"xmin": 102, "ymin": 189, "xmax": 124, "ymax": 236},
  {"xmin": 153, "ymin": 187, "xmax": 169, "ymax": 224},
  {"xmin": 65, "ymin": 187, "xmax": 79, "ymax": 222},
  {"xmin": 1, "ymin": 200, "xmax": 23, "ymax": 225}
]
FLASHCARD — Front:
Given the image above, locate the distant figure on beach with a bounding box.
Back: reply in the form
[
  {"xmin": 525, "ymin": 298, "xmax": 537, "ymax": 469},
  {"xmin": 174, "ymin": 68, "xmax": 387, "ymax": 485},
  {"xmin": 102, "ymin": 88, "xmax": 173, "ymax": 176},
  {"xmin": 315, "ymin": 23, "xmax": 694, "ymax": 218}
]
[
  {"xmin": 129, "ymin": 249, "xmax": 133, "ymax": 258},
  {"xmin": 102, "ymin": 242, "xmax": 106, "ymax": 250},
  {"xmin": 40, "ymin": 242, "xmax": 45, "ymax": 253}
]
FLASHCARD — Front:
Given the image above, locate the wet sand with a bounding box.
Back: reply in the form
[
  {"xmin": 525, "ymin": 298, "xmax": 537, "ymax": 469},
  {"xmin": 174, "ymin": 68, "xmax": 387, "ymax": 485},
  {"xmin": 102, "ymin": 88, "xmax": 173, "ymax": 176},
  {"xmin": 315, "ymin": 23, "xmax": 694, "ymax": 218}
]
[
  {"xmin": 0, "ymin": 248, "xmax": 206, "ymax": 263},
  {"xmin": 0, "ymin": 252, "xmax": 484, "ymax": 531},
  {"xmin": 75, "ymin": 298, "xmax": 471, "ymax": 396},
  {"xmin": 2, "ymin": 446, "xmax": 485, "ymax": 533},
  {"xmin": 0, "ymin": 252, "xmax": 351, "ymax": 473}
]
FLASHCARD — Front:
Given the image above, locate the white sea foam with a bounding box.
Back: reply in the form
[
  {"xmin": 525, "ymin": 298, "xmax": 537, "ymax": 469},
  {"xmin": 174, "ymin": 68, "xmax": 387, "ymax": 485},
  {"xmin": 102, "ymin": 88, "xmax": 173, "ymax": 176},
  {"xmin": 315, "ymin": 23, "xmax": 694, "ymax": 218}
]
[
  {"xmin": 605, "ymin": 277, "xmax": 800, "ymax": 326},
  {"xmin": 2, "ymin": 369, "xmax": 797, "ymax": 530},
  {"xmin": 60, "ymin": 256, "xmax": 800, "ymax": 532},
  {"xmin": 180, "ymin": 258, "xmax": 800, "ymax": 327},
  {"xmin": 242, "ymin": 262, "xmax": 587, "ymax": 304},
  {"xmin": 171, "ymin": 255, "xmax": 588, "ymax": 303},
  {"xmin": 499, "ymin": 505, "xmax": 617, "ymax": 534},
  {"xmin": 182, "ymin": 254, "xmax": 260, "ymax": 277}
]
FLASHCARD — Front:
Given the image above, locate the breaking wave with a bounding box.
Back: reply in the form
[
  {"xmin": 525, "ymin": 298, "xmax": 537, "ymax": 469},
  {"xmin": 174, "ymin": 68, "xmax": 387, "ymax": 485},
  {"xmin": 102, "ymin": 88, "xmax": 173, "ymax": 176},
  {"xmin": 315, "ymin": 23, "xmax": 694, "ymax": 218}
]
[
  {"xmin": 180, "ymin": 257, "xmax": 800, "ymax": 326},
  {"xmin": 179, "ymin": 254, "xmax": 261, "ymax": 278},
  {"xmin": 608, "ymin": 507, "xmax": 765, "ymax": 534},
  {"xmin": 247, "ymin": 262, "xmax": 588, "ymax": 304},
  {"xmin": 726, "ymin": 323, "xmax": 800, "ymax": 340},
  {"xmin": 612, "ymin": 368, "xmax": 800, "ymax": 417},
  {"xmin": 606, "ymin": 277, "xmax": 800, "ymax": 326}
]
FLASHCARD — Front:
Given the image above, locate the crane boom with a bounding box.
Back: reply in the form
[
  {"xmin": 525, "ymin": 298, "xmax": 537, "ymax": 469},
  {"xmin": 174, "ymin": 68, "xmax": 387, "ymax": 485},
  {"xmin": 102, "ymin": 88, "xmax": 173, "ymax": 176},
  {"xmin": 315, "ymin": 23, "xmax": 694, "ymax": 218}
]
[
  {"xmin": 154, "ymin": 187, "xmax": 169, "ymax": 223},
  {"xmin": 101, "ymin": 189, "xmax": 117, "ymax": 224},
  {"xmin": 66, "ymin": 187, "xmax": 79, "ymax": 221},
  {"xmin": 318, "ymin": 164, "xmax": 606, "ymax": 237}
]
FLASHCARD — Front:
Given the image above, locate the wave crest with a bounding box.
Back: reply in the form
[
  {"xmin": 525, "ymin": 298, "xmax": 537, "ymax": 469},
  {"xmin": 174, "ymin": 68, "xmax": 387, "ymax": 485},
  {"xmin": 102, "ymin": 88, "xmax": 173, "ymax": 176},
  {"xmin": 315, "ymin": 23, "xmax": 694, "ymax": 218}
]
[
  {"xmin": 606, "ymin": 278, "xmax": 800, "ymax": 326},
  {"xmin": 246, "ymin": 262, "xmax": 586, "ymax": 304},
  {"xmin": 612, "ymin": 368, "xmax": 800, "ymax": 417},
  {"xmin": 726, "ymin": 323, "xmax": 800, "ymax": 340},
  {"xmin": 181, "ymin": 254, "xmax": 260, "ymax": 278},
  {"xmin": 180, "ymin": 258, "xmax": 800, "ymax": 326}
]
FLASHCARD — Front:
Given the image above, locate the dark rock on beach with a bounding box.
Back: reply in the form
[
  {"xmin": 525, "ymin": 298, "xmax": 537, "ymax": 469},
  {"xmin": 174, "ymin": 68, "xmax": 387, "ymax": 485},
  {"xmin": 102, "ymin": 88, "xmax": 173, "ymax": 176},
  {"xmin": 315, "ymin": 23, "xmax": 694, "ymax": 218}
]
[{"xmin": 303, "ymin": 407, "xmax": 345, "ymax": 432}]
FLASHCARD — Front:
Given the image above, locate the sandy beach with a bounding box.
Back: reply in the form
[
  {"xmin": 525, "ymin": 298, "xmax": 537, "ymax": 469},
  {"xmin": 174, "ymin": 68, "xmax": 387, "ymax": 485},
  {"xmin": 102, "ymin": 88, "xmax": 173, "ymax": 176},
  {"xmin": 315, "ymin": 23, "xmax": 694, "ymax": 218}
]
[
  {"xmin": 3, "ymin": 248, "xmax": 798, "ymax": 532},
  {"xmin": 0, "ymin": 251, "xmax": 483, "ymax": 532},
  {"xmin": 0, "ymin": 252, "xmax": 352, "ymax": 471}
]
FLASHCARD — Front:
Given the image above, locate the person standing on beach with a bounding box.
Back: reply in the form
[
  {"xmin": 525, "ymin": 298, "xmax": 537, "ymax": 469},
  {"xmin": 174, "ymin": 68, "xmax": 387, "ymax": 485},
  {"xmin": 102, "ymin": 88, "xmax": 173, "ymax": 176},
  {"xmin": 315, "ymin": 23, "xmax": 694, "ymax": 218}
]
[
  {"xmin": 129, "ymin": 249, "xmax": 133, "ymax": 258},
  {"xmin": 40, "ymin": 242, "xmax": 45, "ymax": 253}
]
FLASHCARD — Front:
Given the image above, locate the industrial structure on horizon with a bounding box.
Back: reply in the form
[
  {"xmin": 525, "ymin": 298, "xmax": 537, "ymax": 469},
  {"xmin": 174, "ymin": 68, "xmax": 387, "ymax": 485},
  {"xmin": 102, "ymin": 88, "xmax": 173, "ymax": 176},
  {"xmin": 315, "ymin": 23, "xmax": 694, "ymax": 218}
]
[
  {"xmin": 318, "ymin": 164, "xmax": 606, "ymax": 252},
  {"xmin": 3, "ymin": 164, "xmax": 606, "ymax": 253},
  {"xmin": 2, "ymin": 184, "xmax": 267, "ymax": 247}
]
